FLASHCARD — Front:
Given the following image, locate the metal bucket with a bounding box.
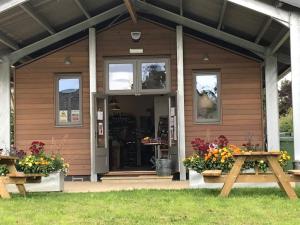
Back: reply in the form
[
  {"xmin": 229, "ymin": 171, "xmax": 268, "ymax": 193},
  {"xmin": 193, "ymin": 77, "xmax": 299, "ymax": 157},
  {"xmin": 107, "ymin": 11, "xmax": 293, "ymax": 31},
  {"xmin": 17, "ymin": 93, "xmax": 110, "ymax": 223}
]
[
  {"xmin": 156, "ymin": 159, "xmax": 172, "ymax": 176},
  {"xmin": 293, "ymin": 160, "xmax": 300, "ymax": 170}
]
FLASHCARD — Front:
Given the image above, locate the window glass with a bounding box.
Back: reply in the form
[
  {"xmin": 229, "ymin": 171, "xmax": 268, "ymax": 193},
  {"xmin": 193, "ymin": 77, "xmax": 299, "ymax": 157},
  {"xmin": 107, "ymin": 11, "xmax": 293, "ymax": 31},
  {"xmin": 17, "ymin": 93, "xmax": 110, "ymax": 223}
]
[
  {"xmin": 141, "ymin": 62, "xmax": 166, "ymax": 90},
  {"xmin": 57, "ymin": 76, "xmax": 81, "ymax": 125},
  {"xmin": 195, "ymin": 73, "xmax": 220, "ymax": 122},
  {"xmin": 108, "ymin": 64, "xmax": 134, "ymax": 91}
]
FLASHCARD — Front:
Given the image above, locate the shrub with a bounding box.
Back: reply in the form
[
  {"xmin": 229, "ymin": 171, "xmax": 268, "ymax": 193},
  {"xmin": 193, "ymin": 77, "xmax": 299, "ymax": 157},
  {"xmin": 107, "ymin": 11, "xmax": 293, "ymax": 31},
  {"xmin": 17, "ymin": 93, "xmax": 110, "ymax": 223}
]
[{"xmin": 280, "ymin": 108, "xmax": 293, "ymax": 134}]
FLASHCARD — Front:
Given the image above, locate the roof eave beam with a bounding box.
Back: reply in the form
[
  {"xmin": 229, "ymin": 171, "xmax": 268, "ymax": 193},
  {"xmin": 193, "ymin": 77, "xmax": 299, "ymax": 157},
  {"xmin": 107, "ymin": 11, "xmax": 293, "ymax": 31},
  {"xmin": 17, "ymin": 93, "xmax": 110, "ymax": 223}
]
[
  {"xmin": 0, "ymin": 31, "xmax": 19, "ymax": 50},
  {"xmin": 217, "ymin": 0, "xmax": 227, "ymax": 30},
  {"xmin": 136, "ymin": 0, "xmax": 266, "ymax": 54},
  {"xmin": 255, "ymin": 17, "xmax": 272, "ymax": 44},
  {"xmin": 227, "ymin": 0, "xmax": 290, "ymax": 27},
  {"xmin": 269, "ymin": 28, "xmax": 290, "ymax": 54},
  {"xmin": 20, "ymin": 3, "xmax": 55, "ymax": 34},
  {"xmin": 0, "ymin": 0, "xmax": 28, "ymax": 13},
  {"xmin": 123, "ymin": 0, "xmax": 137, "ymax": 23},
  {"xmin": 7, "ymin": 4, "xmax": 127, "ymax": 63},
  {"xmin": 74, "ymin": 0, "xmax": 91, "ymax": 19}
]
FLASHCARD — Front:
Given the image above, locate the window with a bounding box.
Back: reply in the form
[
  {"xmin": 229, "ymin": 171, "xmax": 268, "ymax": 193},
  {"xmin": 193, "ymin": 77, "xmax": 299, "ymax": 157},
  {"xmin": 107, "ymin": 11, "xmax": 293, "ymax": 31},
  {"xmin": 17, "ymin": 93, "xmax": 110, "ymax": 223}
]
[
  {"xmin": 108, "ymin": 63, "xmax": 134, "ymax": 91},
  {"xmin": 56, "ymin": 75, "xmax": 82, "ymax": 126},
  {"xmin": 105, "ymin": 58, "xmax": 170, "ymax": 94},
  {"xmin": 139, "ymin": 59, "xmax": 170, "ymax": 93},
  {"xmin": 194, "ymin": 71, "xmax": 221, "ymax": 123}
]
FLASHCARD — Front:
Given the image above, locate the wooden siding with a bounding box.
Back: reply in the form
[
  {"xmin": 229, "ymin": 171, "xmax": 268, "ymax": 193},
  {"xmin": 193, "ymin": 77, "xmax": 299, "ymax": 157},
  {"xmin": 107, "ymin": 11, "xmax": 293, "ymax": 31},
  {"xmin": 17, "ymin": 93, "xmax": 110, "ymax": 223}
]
[
  {"xmin": 15, "ymin": 40, "xmax": 90, "ymax": 176},
  {"xmin": 15, "ymin": 19, "xmax": 263, "ymax": 175},
  {"xmin": 183, "ymin": 36, "xmax": 263, "ymax": 156}
]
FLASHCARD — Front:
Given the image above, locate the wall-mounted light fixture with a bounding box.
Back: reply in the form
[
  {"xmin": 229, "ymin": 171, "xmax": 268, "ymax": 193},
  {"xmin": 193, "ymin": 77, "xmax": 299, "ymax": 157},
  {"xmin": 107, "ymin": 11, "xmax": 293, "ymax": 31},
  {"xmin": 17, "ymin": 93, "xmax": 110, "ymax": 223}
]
[
  {"xmin": 131, "ymin": 31, "xmax": 141, "ymax": 42},
  {"xmin": 64, "ymin": 56, "xmax": 72, "ymax": 65},
  {"xmin": 202, "ymin": 53, "xmax": 210, "ymax": 62}
]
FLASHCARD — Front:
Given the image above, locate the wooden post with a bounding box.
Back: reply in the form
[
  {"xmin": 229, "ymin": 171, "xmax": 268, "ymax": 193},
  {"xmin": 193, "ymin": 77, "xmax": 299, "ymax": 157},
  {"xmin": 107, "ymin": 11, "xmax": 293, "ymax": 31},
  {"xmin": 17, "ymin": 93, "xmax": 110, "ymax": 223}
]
[
  {"xmin": 0, "ymin": 59, "xmax": 11, "ymax": 152},
  {"xmin": 89, "ymin": 28, "xmax": 97, "ymax": 182},
  {"xmin": 265, "ymin": 54, "xmax": 280, "ymax": 150},
  {"xmin": 176, "ymin": 25, "xmax": 186, "ymax": 180},
  {"xmin": 290, "ymin": 12, "xmax": 300, "ymax": 162}
]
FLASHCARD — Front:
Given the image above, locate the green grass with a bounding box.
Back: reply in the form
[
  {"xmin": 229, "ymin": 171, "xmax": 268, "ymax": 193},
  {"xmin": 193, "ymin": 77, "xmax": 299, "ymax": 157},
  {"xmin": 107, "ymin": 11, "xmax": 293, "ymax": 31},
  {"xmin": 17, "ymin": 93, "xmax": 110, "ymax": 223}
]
[{"xmin": 0, "ymin": 188, "xmax": 300, "ymax": 225}]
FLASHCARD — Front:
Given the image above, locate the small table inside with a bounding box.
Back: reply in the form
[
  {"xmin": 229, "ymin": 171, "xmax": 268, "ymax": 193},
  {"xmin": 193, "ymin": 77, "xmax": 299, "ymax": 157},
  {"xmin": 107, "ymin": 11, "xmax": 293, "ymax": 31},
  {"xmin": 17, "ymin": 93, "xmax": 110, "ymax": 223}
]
[
  {"xmin": 143, "ymin": 142, "xmax": 163, "ymax": 160},
  {"xmin": 218, "ymin": 152, "xmax": 298, "ymax": 200}
]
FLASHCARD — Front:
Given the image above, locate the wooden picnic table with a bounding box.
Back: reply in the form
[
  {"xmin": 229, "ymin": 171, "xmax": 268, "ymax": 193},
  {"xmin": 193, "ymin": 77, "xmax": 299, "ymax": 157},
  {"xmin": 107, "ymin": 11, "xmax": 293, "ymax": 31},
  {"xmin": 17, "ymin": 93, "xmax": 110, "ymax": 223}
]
[
  {"xmin": 0, "ymin": 155, "xmax": 42, "ymax": 199},
  {"xmin": 203, "ymin": 152, "xmax": 299, "ymax": 200}
]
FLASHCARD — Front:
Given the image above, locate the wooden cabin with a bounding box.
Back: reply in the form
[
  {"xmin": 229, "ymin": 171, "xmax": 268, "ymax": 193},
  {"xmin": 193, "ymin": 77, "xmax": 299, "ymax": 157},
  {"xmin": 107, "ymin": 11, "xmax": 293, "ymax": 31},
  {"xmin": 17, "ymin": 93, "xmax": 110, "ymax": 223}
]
[{"xmin": 0, "ymin": 0, "xmax": 298, "ymax": 181}]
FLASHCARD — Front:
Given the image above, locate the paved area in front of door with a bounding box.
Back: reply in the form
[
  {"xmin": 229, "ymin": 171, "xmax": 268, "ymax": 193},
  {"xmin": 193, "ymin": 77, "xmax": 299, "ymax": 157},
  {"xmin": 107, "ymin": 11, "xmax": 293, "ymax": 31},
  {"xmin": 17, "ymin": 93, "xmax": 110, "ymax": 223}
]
[{"xmin": 64, "ymin": 180, "xmax": 189, "ymax": 193}]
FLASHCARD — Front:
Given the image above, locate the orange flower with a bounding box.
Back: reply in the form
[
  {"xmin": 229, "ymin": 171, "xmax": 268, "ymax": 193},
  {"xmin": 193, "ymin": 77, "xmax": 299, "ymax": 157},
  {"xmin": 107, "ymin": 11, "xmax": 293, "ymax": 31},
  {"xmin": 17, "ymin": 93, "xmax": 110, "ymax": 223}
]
[
  {"xmin": 229, "ymin": 144, "xmax": 241, "ymax": 153},
  {"xmin": 213, "ymin": 149, "xmax": 219, "ymax": 154}
]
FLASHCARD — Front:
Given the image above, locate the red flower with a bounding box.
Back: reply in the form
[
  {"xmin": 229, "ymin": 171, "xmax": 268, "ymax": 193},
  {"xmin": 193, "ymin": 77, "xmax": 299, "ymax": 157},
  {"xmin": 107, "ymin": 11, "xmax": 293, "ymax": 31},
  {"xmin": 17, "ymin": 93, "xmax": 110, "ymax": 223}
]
[
  {"xmin": 30, "ymin": 141, "xmax": 45, "ymax": 155},
  {"xmin": 191, "ymin": 138, "xmax": 209, "ymax": 156},
  {"xmin": 214, "ymin": 135, "xmax": 229, "ymax": 148}
]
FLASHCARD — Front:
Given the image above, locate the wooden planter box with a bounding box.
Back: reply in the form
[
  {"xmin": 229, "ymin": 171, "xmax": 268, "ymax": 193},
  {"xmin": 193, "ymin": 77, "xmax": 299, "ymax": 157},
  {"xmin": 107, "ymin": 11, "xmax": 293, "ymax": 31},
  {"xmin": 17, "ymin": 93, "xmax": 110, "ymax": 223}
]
[{"xmin": 7, "ymin": 171, "xmax": 64, "ymax": 192}]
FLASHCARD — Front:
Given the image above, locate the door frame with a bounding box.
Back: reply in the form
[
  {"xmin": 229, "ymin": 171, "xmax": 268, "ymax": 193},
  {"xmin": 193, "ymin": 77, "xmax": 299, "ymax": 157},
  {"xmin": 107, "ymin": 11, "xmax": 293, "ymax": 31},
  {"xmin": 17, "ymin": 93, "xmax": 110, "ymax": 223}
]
[{"xmin": 91, "ymin": 93, "xmax": 109, "ymax": 176}]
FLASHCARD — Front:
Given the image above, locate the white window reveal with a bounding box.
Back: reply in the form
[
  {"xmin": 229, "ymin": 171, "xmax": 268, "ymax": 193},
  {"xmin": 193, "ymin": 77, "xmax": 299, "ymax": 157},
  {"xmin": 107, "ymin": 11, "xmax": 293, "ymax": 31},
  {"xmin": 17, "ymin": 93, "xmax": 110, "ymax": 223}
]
[
  {"xmin": 194, "ymin": 71, "xmax": 221, "ymax": 123},
  {"xmin": 56, "ymin": 75, "xmax": 82, "ymax": 126},
  {"xmin": 105, "ymin": 58, "xmax": 170, "ymax": 95}
]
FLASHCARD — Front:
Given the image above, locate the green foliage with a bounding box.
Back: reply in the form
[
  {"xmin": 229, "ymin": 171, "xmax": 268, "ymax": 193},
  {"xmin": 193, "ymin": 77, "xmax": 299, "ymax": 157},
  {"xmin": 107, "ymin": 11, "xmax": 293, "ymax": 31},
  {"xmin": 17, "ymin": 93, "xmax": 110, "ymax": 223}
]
[
  {"xmin": 0, "ymin": 165, "xmax": 9, "ymax": 176},
  {"xmin": 279, "ymin": 79, "xmax": 292, "ymax": 116},
  {"xmin": 183, "ymin": 155, "xmax": 206, "ymax": 173},
  {"xmin": 280, "ymin": 108, "xmax": 293, "ymax": 133},
  {"xmin": 10, "ymin": 112, "xmax": 14, "ymax": 145}
]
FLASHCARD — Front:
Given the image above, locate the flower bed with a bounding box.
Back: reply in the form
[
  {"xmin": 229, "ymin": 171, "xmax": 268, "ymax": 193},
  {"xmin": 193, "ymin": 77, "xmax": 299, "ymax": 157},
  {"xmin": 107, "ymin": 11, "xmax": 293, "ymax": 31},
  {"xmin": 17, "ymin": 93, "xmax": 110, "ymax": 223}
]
[
  {"xmin": 16, "ymin": 141, "xmax": 69, "ymax": 176},
  {"xmin": 184, "ymin": 136, "xmax": 291, "ymax": 175},
  {"xmin": 9, "ymin": 141, "xmax": 70, "ymax": 192}
]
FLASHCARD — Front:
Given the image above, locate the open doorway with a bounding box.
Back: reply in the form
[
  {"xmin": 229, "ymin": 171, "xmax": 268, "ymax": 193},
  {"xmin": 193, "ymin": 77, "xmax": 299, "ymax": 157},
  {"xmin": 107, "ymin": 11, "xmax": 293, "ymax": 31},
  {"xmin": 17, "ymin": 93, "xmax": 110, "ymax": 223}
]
[{"xmin": 108, "ymin": 95, "xmax": 169, "ymax": 171}]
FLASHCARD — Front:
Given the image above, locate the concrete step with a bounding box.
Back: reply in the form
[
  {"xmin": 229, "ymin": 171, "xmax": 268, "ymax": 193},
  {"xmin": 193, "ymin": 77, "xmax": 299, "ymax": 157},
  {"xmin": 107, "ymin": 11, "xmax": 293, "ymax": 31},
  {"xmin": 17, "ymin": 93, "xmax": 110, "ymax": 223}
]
[
  {"xmin": 105, "ymin": 170, "xmax": 156, "ymax": 177},
  {"xmin": 101, "ymin": 175, "xmax": 173, "ymax": 183}
]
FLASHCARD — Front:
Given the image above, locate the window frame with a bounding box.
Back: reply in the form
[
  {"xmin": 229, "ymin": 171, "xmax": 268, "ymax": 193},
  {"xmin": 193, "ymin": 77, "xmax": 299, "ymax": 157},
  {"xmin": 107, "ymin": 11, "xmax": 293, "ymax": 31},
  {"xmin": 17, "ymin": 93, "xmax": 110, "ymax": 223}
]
[
  {"xmin": 137, "ymin": 58, "xmax": 171, "ymax": 94},
  {"xmin": 193, "ymin": 71, "xmax": 221, "ymax": 124},
  {"xmin": 55, "ymin": 74, "xmax": 83, "ymax": 127},
  {"xmin": 105, "ymin": 58, "xmax": 171, "ymax": 95},
  {"xmin": 105, "ymin": 59, "xmax": 137, "ymax": 95}
]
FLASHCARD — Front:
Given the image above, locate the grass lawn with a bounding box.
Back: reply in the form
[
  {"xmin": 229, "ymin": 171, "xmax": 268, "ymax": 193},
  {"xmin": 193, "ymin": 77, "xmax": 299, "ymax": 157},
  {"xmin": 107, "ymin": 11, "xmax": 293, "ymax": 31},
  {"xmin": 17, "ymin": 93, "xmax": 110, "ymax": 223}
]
[{"xmin": 0, "ymin": 188, "xmax": 300, "ymax": 225}]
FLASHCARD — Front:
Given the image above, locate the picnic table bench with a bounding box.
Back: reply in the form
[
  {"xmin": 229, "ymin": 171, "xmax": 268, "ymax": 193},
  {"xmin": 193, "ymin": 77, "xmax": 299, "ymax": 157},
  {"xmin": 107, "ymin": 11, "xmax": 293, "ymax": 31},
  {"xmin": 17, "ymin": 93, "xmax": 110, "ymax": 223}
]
[
  {"xmin": 0, "ymin": 156, "xmax": 43, "ymax": 199},
  {"xmin": 202, "ymin": 152, "xmax": 300, "ymax": 200}
]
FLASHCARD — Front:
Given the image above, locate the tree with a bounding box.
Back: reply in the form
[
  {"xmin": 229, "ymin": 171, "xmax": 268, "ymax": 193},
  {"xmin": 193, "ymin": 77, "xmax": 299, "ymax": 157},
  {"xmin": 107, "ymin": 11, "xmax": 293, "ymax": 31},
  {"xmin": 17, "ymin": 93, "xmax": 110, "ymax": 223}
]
[
  {"xmin": 279, "ymin": 79, "xmax": 292, "ymax": 116},
  {"xmin": 280, "ymin": 108, "xmax": 293, "ymax": 134}
]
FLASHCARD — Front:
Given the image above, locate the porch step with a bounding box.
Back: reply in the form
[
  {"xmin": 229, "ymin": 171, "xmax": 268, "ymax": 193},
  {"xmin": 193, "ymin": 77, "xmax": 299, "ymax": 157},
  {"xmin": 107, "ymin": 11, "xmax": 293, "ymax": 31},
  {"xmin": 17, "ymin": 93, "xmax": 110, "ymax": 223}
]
[
  {"xmin": 101, "ymin": 171, "xmax": 173, "ymax": 183},
  {"xmin": 104, "ymin": 170, "xmax": 157, "ymax": 177}
]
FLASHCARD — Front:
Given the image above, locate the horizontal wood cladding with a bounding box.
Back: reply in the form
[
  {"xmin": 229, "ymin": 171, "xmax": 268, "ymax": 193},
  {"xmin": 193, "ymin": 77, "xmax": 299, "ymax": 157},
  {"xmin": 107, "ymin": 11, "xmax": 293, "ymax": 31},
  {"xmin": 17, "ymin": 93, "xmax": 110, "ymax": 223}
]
[
  {"xmin": 15, "ymin": 19, "xmax": 263, "ymax": 175},
  {"xmin": 183, "ymin": 36, "xmax": 263, "ymax": 156},
  {"xmin": 15, "ymin": 40, "xmax": 90, "ymax": 176}
]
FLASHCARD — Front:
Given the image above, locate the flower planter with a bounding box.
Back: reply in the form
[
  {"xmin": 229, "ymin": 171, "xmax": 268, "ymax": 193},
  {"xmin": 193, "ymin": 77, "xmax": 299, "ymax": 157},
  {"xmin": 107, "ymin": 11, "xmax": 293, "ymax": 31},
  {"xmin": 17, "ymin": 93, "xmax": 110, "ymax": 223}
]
[
  {"xmin": 189, "ymin": 169, "xmax": 223, "ymax": 188},
  {"xmin": 7, "ymin": 171, "xmax": 64, "ymax": 192},
  {"xmin": 189, "ymin": 169, "xmax": 204, "ymax": 188}
]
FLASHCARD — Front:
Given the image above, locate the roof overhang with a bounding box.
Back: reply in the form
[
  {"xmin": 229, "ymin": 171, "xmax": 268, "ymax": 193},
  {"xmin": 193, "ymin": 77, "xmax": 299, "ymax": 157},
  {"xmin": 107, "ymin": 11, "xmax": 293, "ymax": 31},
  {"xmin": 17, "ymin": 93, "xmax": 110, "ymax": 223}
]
[{"xmin": 0, "ymin": 0, "xmax": 294, "ymax": 72}]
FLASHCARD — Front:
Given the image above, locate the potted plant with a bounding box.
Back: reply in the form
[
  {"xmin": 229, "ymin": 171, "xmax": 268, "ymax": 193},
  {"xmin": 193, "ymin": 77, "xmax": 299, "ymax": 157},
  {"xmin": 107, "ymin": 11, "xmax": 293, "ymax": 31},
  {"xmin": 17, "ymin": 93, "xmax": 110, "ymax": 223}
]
[{"xmin": 14, "ymin": 141, "xmax": 69, "ymax": 192}]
